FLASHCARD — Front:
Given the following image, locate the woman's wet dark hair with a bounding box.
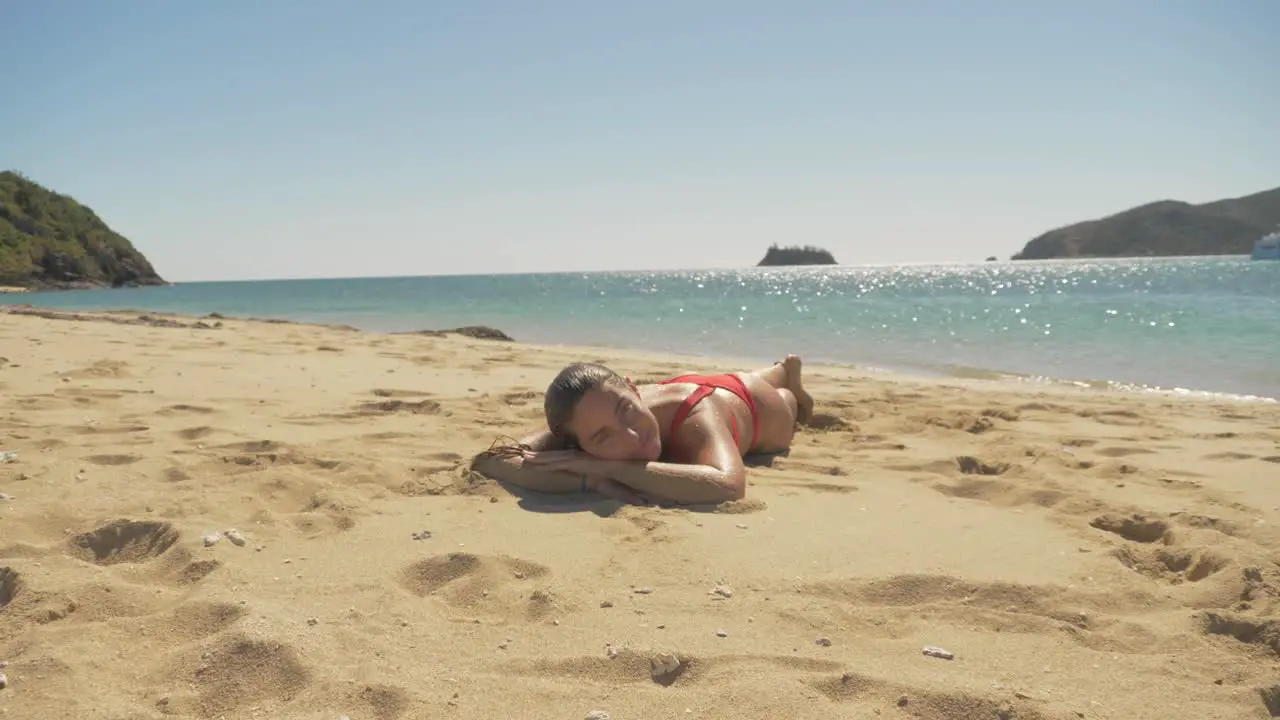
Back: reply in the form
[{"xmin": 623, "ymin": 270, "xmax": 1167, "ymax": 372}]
[{"xmin": 544, "ymin": 362, "xmax": 627, "ymax": 444}]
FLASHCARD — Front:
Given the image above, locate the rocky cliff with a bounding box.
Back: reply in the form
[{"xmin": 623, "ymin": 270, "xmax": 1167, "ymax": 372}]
[
  {"xmin": 1012, "ymin": 186, "xmax": 1280, "ymax": 260},
  {"xmin": 756, "ymin": 244, "xmax": 838, "ymax": 266},
  {"xmin": 0, "ymin": 171, "xmax": 165, "ymax": 289}
]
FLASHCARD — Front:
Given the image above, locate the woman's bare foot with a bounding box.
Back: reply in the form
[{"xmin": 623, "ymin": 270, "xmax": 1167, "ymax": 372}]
[{"xmin": 780, "ymin": 354, "xmax": 814, "ymax": 425}]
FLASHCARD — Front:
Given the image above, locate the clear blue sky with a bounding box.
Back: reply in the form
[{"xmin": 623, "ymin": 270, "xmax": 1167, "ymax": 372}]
[{"xmin": 5, "ymin": 1, "xmax": 1276, "ymax": 281}]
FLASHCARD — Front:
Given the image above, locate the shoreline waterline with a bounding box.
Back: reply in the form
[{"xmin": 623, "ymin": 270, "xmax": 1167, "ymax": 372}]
[{"xmin": 5, "ymin": 302, "xmax": 1274, "ymax": 405}]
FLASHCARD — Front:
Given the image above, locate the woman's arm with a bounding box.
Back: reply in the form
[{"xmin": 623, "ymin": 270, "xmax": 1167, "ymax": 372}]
[
  {"xmin": 537, "ymin": 414, "xmax": 748, "ymax": 505},
  {"xmin": 598, "ymin": 459, "xmax": 745, "ymax": 504},
  {"xmin": 469, "ymin": 427, "xmax": 583, "ymax": 494}
]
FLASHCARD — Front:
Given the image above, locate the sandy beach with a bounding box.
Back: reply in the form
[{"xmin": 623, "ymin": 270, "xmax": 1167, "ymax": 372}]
[{"xmin": 1, "ymin": 307, "xmax": 1278, "ymax": 720}]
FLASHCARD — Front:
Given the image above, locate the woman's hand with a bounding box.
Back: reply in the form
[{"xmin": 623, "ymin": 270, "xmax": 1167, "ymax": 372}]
[
  {"xmin": 522, "ymin": 450, "xmax": 653, "ymax": 505},
  {"xmin": 520, "ymin": 448, "xmax": 602, "ymax": 474}
]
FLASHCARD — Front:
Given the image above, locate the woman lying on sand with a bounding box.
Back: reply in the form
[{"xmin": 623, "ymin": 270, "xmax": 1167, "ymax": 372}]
[{"xmin": 475, "ymin": 355, "xmax": 815, "ymax": 506}]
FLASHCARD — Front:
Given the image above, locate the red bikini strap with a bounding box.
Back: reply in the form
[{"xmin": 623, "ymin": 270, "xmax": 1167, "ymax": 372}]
[{"xmin": 669, "ymin": 385, "xmax": 714, "ymax": 440}]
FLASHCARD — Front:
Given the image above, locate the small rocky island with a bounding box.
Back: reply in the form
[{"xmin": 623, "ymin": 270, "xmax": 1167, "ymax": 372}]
[
  {"xmin": 0, "ymin": 170, "xmax": 165, "ymax": 290},
  {"xmin": 756, "ymin": 244, "xmax": 838, "ymax": 266},
  {"xmin": 1012, "ymin": 185, "xmax": 1280, "ymax": 260}
]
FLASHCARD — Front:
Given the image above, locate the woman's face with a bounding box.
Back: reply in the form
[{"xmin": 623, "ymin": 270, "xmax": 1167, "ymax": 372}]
[{"xmin": 569, "ymin": 382, "xmax": 663, "ymax": 461}]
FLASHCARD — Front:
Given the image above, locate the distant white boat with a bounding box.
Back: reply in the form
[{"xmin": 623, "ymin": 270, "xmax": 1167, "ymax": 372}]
[{"xmin": 1253, "ymin": 227, "xmax": 1280, "ymax": 260}]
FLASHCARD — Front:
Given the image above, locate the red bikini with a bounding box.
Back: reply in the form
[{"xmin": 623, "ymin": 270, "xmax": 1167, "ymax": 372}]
[{"xmin": 658, "ymin": 373, "xmax": 759, "ymax": 450}]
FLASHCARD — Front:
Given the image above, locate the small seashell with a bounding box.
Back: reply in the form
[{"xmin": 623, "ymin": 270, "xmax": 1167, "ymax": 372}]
[
  {"xmin": 715, "ymin": 629, "xmax": 728, "ymax": 637},
  {"xmin": 224, "ymin": 528, "xmax": 246, "ymax": 546},
  {"xmin": 922, "ymin": 645, "xmax": 954, "ymax": 660},
  {"xmin": 202, "ymin": 533, "xmax": 221, "ymax": 547},
  {"xmin": 710, "ymin": 584, "xmax": 733, "ymax": 598},
  {"xmin": 816, "ymin": 637, "xmax": 833, "ymax": 647},
  {"xmin": 0, "ymin": 493, "xmax": 14, "ymax": 501},
  {"xmin": 634, "ymin": 587, "xmax": 654, "ymax": 594},
  {"xmin": 585, "ymin": 712, "xmax": 610, "ymax": 720}
]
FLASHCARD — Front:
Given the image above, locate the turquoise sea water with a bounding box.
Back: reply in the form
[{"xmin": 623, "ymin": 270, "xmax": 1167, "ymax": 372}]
[{"xmin": 8, "ymin": 257, "xmax": 1279, "ymax": 400}]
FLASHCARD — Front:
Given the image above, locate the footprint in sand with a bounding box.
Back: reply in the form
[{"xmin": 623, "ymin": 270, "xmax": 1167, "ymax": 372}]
[
  {"xmin": 806, "ymin": 412, "xmax": 854, "ymax": 432},
  {"xmin": 141, "ymin": 601, "xmax": 246, "ymax": 641},
  {"xmin": 1259, "ymin": 685, "xmax": 1280, "ymax": 717},
  {"xmin": 1090, "ymin": 513, "xmax": 1171, "ymax": 544},
  {"xmin": 795, "ymin": 572, "xmax": 1180, "ymax": 655},
  {"xmin": 399, "ymin": 552, "xmax": 559, "ymax": 622},
  {"xmin": 1095, "ymin": 446, "xmax": 1155, "ymax": 458},
  {"xmin": 1198, "ymin": 612, "xmax": 1280, "ymax": 657},
  {"xmin": 249, "ymin": 476, "xmax": 360, "ymax": 536},
  {"xmin": 83, "ymin": 453, "xmax": 144, "ymax": 466},
  {"xmin": 349, "ymin": 399, "xmax": 442, "ymax": 417},
  {"xmin": 155, "ymin": 634, "xmax": 312, "ymax": 717},
  {"xmin": 810, "ymin": 672, "xmax": 1043, "ymax": 720},
  {"xmin": 371, "ymin": 388, "xmax": 432, "ymax": 398},
  {"xmin": 67, "ymin": 519, "xmax": 181, "ymax": 565},
  {"xmin": 316, "ymin": 683, "xmax": 412, "ymax": 720},
  {"xmin": 290, "ymin": 493, "xmax": 359, "ymax": 536},
  {"xmin": 1202, "ymin": 451, "xmax": 1255, "ymax": 461},
  {"xmin": 1111, "ymin": 545, "xmax": 1230, "ymax": 584},
  {"xmin": 359, "ymin": 431, "xmax": 416, "ymax": 441},
  {"xmin": 157, "ymin": 404, "xmax": 217, "ymax": 416},
  {"xmin": 931, "ymin": 477, "xmax": 1065, "ymax": 509},
  {"xmin": 221, "ymin": 440, "xmax": 285, "ymax": 453},
  {"xmin": 216, "ymin": 440, "xmax": 342, "ymax": 471},
  {"xmin": 65, "ymin": 423, "xmax": 150, "ymax": 437},
  {"xmin": 3, "ymin": 560, "xmax": 214, "ymax": 631},
  {"xmin": 501, "ymin": 390, "xmax": 542, "ymax": 405},
  {"xmin": 1, "ymin": 566, "xmax": 23, "ymax": 608},
  {"xmin": 177, "ymin": 426, "xmax": 216, "ymax": 441},
  {"xmin": 0, "ymin": 565, "xmax": 76, "ymax": 626},
  {"xmin": 1090, "ymin": 512, "xmax": 1235, "ymax": 585},
  {"xmin": 954, "ymin": 456, "xmax": 1011, "ymax": 476}
]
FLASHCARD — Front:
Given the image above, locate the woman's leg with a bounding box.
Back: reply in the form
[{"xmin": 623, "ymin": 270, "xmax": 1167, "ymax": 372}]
[
  {"xmin": 738, "ymin": 354, "xmax": 815, "ymax": 453},
  {"xmin": 744, "ymin": 354, "xmax": 814, "ymax": 424}
]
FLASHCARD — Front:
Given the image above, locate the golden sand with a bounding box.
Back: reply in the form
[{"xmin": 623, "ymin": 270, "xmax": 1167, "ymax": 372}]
[{"xmin": 0, "ymin": 308, "xmax": 1277, "ymax": 719}]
